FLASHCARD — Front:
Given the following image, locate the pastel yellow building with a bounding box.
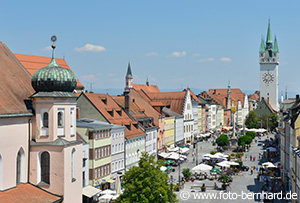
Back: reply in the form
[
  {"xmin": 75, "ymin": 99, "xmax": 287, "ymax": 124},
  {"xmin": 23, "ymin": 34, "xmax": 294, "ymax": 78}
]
[{"xmin": 165, "ymin": 117, "xmax": 175, "ymax": 147}]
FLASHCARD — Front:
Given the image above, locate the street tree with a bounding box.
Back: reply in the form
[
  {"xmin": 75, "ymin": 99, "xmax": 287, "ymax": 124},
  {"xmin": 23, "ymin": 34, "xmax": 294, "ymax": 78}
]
[
  {"xmin": 116, "ymin": 152, "xmax": 177, "ymax": 203},
  {"xmin": 216, "ymin": 134, "xmax": 229, "ymax": 147},
  {"xmin": 245, "ymin": 111, "xmax": 258, "ymax": 128}
]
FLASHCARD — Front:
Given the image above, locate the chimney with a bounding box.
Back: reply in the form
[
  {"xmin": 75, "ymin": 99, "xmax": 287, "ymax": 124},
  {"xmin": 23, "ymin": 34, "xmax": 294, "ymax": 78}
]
[
  {"xmin": 296, "ymin": 95, "xmax": 299, "ymax": 101},
  {"xmin": 125, "ymin": 93, "xmax": 130, "ymax": 112}
]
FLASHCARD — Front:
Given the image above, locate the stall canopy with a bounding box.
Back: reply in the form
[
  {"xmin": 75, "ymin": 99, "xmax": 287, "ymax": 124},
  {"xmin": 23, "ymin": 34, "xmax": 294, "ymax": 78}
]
[
  {"xmin": 262, "ymin": 162, "xmax": 276, "ymax": 168},
  {"xmin": 167, "ymin": 152, "xmax": 187, "ymax": 160},
  {"xmin": 216, "ymin": 162, "xmax": 231, "ymax": 168},
  {"xmin": 99, "ymin": 189, "xmax": 116, "ymax": 195},
  {"xmin": 158, "ymin": 152, "xmax": 170, "ymax": 159},
  {"xmin": 178, "ymin": 147, "xmax": 189, "ymax": 153},
  {"xmin": 191, "ymin": 164, "xmax": 213, "ymax": 173},
  {"xmin": 82, "ymin": 185, "xmax": 101, "ymax": 198}
]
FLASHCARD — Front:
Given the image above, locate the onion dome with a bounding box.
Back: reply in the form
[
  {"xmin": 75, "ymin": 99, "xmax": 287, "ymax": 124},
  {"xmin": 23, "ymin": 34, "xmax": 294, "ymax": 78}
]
[{"xmin": 31, "ymin": 36, "xmax": 77, "ymax": 92}]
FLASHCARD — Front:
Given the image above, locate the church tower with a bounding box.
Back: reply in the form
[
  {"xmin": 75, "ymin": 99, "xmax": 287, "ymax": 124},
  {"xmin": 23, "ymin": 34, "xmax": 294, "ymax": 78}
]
[
  {"xmin": 124, "ymin": 62, "xmax": 133, "ymax": 93},
  {"xmin": 259, "ymin": 20, "xmax": 279, "ymax": 111},
  {"xmin": 30, "ymin": 36, "xmax": 82, "ymax": 203}
]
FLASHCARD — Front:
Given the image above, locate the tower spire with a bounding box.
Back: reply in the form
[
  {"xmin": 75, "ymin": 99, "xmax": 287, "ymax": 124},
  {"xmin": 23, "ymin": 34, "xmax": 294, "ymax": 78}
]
[
  {"xmin": 126, "ymin": 62, "xmax": 132, "ymax": 77},
  {"xmin": 47, "ymin": 35, "xmax": 59, "ymax": 67},
  {"xmin": 273, "ymin": 35, "xmax": 279, "ymax": 52},
  {"xmin": 266, "ymin": 19, "xmax": 273, "ymax": 49},
  {"xmin": 259, "ymin": 36, "xmax": 265, "ymax": 52}
]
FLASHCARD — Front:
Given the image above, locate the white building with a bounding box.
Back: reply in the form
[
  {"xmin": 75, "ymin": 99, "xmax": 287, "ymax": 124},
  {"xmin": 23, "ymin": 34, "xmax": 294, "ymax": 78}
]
[{"xmin": 111, "ymin": 124, "xmax": 126, "ymax": 178}]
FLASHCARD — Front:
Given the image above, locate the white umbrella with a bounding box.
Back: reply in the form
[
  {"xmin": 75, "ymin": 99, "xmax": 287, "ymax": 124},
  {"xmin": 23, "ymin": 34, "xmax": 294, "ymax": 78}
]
[
  {"xmin": 223, "ymin": 161, "xmax": 239, "ymax": 166},
  {"xmin": 262, "ymin": 162, "xmax": 275, "ymax": 167},
  {"xmin": 178, "ymin": 147, "xmax": 189, "ymax": 153},
  {"xmin": 158, "ymin": 152, "xmax": 170, "ymax": 158},
  {"xmin": 112, "ymin": 194, "xmax": 120, "ymax": 200},
  {"xmin": 99, "ymin": 194, "xmax": 114, "ymax": 202},
  {"xmin": 160, "ymin": 166, "xmax": 167, "ymax": 171},
  {"xmin": 115, "ymin": 176, "xmax": 122, "ymax": 195},
  {"xmin": 203, "ymin": 153, "xmax": 212, "ymax": 157},
  {"xmin": 100, "ymin": 189, "xmax": 116, "ymax": 195},
  {"xmin": 216, "ymin": 162, "xmax": 231, "ymax": 168},
  {"xmin": 191, "ymin": 164, "xmax": 213, "ymax": 173}
]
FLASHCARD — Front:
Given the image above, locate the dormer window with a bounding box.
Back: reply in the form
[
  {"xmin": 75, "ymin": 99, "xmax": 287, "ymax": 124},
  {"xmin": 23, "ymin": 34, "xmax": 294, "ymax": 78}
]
[
  {"xmin": 108, "ymin": 109, "xmax": 114, "ymax": 117},
  {"xmin": 117, "ymin": 110, "xmax": 122, "ymax": 116},
  {"xmin": 101, "ymin": 97, "xmax": 107, "ymax": 105},
  {"xmin": 43, "ymin": 112, "xmax": 49, "ymax": 128},
  {"xmin": 125, "ymin": 124, "xmax": 131, "ymax": 131}
]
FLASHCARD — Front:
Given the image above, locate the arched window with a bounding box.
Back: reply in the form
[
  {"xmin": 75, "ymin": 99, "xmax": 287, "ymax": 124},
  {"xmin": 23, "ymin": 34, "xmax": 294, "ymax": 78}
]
[
  {"xmin": 16, "ymin": 148, "xmax": 25, "ymax": 185},
  {"xmin": 58, "ymin": 112, "xmax": 64, "ymax": 127},
  {"xmin": 71, "ymin": 148, "xmax": 76, "ymax": 181},
  {"xmin": 41, "ymin": 151, "xmax": 50, "ymax": 184},
  {"xmin": 43, "ymin": 112, "xmax": 49, "ymax": 128}
]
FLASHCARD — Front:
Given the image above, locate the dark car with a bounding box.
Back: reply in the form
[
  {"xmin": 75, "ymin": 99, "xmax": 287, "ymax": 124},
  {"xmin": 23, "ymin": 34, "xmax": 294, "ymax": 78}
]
[{"xmin": 241, "ymin": 165, "xmax": 249, "ymax": 171}]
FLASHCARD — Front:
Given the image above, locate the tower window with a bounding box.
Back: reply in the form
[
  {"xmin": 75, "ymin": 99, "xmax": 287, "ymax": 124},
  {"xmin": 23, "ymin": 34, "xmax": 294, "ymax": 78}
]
[
  {"xmin": 71, "ymin": 148, "xmax": 76, "ymax": 182},
  {"xmin": 58, "ymin": 111, "xmax": 64, "ymax": 127},
  {"xmin": 41, "ymin": 151, "xmax": 50, "ymax": 184},
  {"xmin": 43, "ymin": 112, "xmax": 49, "ymax": 128}
]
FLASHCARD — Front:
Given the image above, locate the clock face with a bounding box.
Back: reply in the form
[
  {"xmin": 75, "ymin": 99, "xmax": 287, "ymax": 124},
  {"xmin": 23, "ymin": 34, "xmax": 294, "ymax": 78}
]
[{"xmin": 262, "ymin": 72, "xmax": 274, "ymax": 85}]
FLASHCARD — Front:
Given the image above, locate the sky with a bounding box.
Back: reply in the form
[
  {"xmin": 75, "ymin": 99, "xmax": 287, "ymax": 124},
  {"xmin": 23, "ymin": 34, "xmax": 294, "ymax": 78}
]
[{"xmin": 1, "ymin": 1, "xmax": 300, "ymax": 96}]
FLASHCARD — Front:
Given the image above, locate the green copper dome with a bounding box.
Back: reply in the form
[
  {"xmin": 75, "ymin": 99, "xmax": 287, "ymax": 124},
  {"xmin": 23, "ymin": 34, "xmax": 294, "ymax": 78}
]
[{"xmin": 31, "ymin": 42, "xmax": 77, "ymax": 92}]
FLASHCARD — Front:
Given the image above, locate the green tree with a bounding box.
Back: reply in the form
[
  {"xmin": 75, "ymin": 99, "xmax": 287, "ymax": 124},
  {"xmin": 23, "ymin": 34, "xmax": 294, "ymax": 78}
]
[
  {"xmin": 245, "ymin": 111, "xmax": 258, "ymax": 128},
  {"xmin": 216, "ymin": 134, "xmax": 229, "ymax": 147},
  {"xmin": 116, "ymin": 152, "xmax": 177, "ymax": 203},
  {"xmin": 246, "ymin": 131, "xmax": 256, "ymax": 139},
  {"xmin": 269, "ymin": 113, "xmax": 278, "ymax": 131},
  {"xmin": 182, "ymin": 168, "xmax": 192, "ymax": 180}
]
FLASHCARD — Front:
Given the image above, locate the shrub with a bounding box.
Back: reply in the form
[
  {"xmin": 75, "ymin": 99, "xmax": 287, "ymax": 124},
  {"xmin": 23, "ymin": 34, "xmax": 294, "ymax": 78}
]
[
  {"xmin": 210, "ymin": 151, "xmax": 217, "ymax": 155},
  {"xmin": 246, "ymin": 131, "xmax": 256, "ymax": 139},
  {"xmin": 182, "ymin": 168, "xmax": 192, "ymax": 179}
]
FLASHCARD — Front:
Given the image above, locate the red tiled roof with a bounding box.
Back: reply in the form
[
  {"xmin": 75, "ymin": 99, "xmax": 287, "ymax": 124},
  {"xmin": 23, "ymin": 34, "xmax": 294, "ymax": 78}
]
[
  {"xmin": 113, "ymin": 96, "xmax": 148, "ymax": 120},
  {"xmin": 146, "ymin": 91, "xmax": 187, "ymax": 115},
  {"xmin": 0, "ymin": 183, "xmax": 62, "ymax": 203},
  {"xmin": 0, "ymin": 42, "xmax": 34, "ymax": 115},
  {"xmin": 14, "ymin": 53, "xmax": 84, "ymax": 89},
  {"xmin": 208, "ymin": 88, "xmax": 245, "ymax": 108},
  {"xmin": 251, "ymin": 93, "xmax": 260, "ymax": 101},
  {"xmin": 132, "ymin": 84, "xmax": 160, "ymax": 93},
  {"xmin": 81, "ymin": 92, "xmax": 145, "ymax": 139},
  {"xmin": 126, "ymin": 89, "xmax": 162, "ymax": 126},
  {"xmin": 185, "ymin": 89, "xmax": 202, "ymax": 103},
  {"xmin": 264, "ymin": 99, "xmax": 275, "ymax": 113},
  {"xmin": 149, "ymin": 101, "xmax": 165, "ymax": 106}
]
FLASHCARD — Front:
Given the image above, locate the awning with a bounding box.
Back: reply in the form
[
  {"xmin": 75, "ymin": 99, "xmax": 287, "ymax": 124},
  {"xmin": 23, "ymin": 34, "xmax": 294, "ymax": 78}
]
[
  {"xmin": 107, "ymin": 179, "xmax": 116, "ymax": 183},
  {"xmin": 82, "ymin": 185, "xmax": 101, "ymax": 198}
]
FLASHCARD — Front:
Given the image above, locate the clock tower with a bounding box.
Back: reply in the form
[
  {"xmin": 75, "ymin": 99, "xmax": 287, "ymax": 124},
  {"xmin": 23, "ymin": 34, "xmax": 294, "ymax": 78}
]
[{"xmin": 259, "ymin": 20, "xmax": 279, "ymax": 111}]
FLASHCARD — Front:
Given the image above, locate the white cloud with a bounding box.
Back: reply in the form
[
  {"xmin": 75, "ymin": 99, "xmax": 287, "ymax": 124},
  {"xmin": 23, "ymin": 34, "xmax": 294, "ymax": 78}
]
[
  {"xmin": 192, "ymin": 53, "xmax": 201, "ymax": 57},
  {"xmin": 220, "ymin": 57, "xmax": 232, "ymax": 62},
  {"xmin": 107, "ymin": 73, "xmax": 116, "ymax": 77},
  {"xmin": 168, "ymin": 51, "xmax": 187, "ymax": 57},
  {"xmin": 145, "ymin": 52, "xmax": 158, "ymax": 56},
  {"xmin": 198, "ymin": 57, "xmax": 215, "ymax": 62},
  {"xmin": 75, "ymin": 44, "xmax": 106, "ymax": 52},
  {"xmin": 81, "ymin": 74, "xmax": 96, "ymax": 81}
]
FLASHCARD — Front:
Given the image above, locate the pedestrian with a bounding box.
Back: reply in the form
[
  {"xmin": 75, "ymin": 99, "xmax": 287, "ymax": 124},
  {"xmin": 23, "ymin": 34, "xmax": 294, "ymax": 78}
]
[
  {"xmin": 253, "ymin": 156, "xmax": 255, "ymax": 161},
  {"xmin": 193, "ymin": 156, "xmax": 195, "ymax": 163},
  {"xmin": 250, "ymin": 155, "xmax": 252, "ymax": 161},
  {"xmin": 251, "ymin": 169, "xmax": 253, "ymax": 175}
]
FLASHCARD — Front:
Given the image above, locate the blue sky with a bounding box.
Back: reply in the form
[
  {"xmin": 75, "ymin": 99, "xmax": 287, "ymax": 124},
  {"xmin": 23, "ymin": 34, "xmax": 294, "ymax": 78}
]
[{"xmin": 1, "ymin": 1, "xmax": 300, "ymax": 95}]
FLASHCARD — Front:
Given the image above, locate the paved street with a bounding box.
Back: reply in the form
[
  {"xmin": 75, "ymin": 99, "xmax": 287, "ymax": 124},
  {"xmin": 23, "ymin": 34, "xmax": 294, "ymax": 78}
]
[{"xmin": 169, "ymin": 134, "xmax": 286, "ymax": 203}]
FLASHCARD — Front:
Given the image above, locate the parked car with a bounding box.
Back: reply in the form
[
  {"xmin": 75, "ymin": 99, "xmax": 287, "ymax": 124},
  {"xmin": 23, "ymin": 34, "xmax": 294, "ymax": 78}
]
[{"xmin": 241, "ymin": 165, "xmax": 249, "ymax": 171}]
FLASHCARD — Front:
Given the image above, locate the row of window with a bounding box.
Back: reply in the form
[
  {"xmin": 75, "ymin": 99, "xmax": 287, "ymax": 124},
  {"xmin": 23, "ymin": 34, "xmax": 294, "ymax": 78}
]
[
  {"xmin": 126, "ymin": 152, "xmax": 140, "ymax": 165},
  {"xmin": 112, "ymin": 132, "xmax": 124, "ymax": 140},
  {"xmin": 94, "ymin": 163, "xmax": 111, "ymax": 179},
  {"xmin": 95, "ymin": 146, "xmax": 111, "ymax": 160},
  {"xmin": 42, "ymin": 108, "xmax": 75, "ymax": 129},
  {"xmin": 146, "ymin": 132, "xmax": 156, "ymax": 141},
  {"xmin": 184, "ymin": 125, "xmax": 193, "ymax": 133},
  {"xmin": 184, "ymin": 114, "xmax": 193, "ymax": 120},
  {"xmin": 111, "ymin": 160, "xmax": 124, "ymax": 172},
  {"xmin": 126, "ymin": 138, "xmax": 144, "ymax": 150},
  {"xmin": 94, "ymin": 130, "xmax": 111, "ymax": 139},
  {"xmin": 111, "ymin": 143, "xmax": 124, "ymax": 154}
]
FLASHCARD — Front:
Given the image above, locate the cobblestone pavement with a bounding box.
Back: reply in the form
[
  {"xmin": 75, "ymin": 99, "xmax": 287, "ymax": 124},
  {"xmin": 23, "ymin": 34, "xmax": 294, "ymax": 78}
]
[{"xmin": 169, "ymin": 133, "xmax": 287, "ymax": 203}]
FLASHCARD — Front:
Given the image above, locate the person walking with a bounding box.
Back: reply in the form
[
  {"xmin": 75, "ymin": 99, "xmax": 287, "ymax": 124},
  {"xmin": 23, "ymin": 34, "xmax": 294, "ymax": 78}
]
[
  {"xmin": 253, "ymin": 156, "xmax": 255, "ymax": 161},
  {"xmin": 250, "ymin": 155, "xmax": 252, "ymax": 161}
]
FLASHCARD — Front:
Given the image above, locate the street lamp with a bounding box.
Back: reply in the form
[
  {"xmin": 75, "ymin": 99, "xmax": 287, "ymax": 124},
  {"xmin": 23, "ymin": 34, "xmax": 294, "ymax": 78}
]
[{"xmin": 193, "ymin": 136, "xmax": 199, "ymax": 165}]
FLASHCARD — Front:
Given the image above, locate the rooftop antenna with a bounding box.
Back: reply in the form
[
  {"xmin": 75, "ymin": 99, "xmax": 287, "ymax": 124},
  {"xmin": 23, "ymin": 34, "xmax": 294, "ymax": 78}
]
[{"xmin": 285, "ymin": 86, "xmax": 287, "ymax": 100}]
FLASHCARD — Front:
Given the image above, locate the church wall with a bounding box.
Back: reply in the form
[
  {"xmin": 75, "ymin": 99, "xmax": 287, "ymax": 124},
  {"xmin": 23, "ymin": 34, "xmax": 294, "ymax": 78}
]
[{"xmin": 0, "ymin": 116, "xmax": 30, "ymax": 190}]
